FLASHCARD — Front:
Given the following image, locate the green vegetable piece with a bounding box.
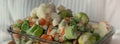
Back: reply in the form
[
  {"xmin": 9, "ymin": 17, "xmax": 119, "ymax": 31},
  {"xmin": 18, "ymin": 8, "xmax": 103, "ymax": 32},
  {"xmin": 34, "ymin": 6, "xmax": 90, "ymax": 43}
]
[
  {"xmin": 74, "ymin": 12, "xmax": 89, "ymax": 25},
  {"xmin": 69, "ymin": 18, "xmax": 76, "ymax": 26},
  {"xmin": 27, "ymin": 24, "xmax": 38, "ymax": 35},
  {"xmin": 21, "ymin": 20, "xmax": 30, "ymax": 33},
  {"xmin": 64, "ymin": 25, "xmax": 77, "ymax": 40},
  {"xmin": 62, "ymin": 41, "xmax": 72, "ymax": 44},
  {"xmin": 32, "ymin": 26, "xmax": 43, "ymax": 37},
  {"xmin": 78, "ymin": 32, "xmax": 96, "ymax": 44},
  {"xmin": 77, "ymin": 26, "xmax": 85, "ymax": 32},
  {"xmin": 93, "ymin": 33, "xmax": 101, "ymax": 41},
  {"xmin": 59, "ymin": 19, "xmax": 67, "ymax": 28},
  {"xmin": 62, "ymin": 35, "xmax": 67, "ymax": 41},
  {"xmin": 15, "ymin": 23, "xmax": 22, "ymax": 28},
  {"xmin": 58, "ymin": 10, "xmax": 72, "ymax": 18},
  {"xmin": 50, "ymin": 29, "xmax": 57, "ymax": 35},
  {"xmin": 14, "ymin": 19, "xmax": 23, "ymax": 28},
  {"xmin": 89, "ymin": 35, "xmax": 96, "ymax": 44},
  {"xmin": 61, "ymin": 20, "xmax": 67, "ymax": 26}
]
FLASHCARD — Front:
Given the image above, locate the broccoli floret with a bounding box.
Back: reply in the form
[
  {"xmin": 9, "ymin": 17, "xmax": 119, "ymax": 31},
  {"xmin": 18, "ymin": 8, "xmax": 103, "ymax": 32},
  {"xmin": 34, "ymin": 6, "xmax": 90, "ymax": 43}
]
[
  {"xmin": 74, "ymin": 12, "xmax": 89, "ymax": 25},
  {"xmin": 78, "ymin": 32, "xmax": 96, "ymax": 44}
]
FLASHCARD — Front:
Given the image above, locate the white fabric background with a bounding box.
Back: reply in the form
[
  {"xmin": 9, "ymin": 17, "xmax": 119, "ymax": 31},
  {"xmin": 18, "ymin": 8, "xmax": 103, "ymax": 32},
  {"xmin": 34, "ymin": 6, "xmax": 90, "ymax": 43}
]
[
  {"xmin": 0, "ymin": 0, "xmax": 120, "ymax": 44},
  {"xmin": 105, "ymin": 0, "xmax": 120, "ymax": 44}
]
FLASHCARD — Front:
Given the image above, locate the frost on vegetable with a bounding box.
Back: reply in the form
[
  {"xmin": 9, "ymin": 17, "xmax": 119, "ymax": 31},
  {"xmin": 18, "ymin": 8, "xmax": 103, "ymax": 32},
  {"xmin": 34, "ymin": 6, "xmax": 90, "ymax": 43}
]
[
  {"xmin": 57, "ymin": 5, "xmax": 72, "ymax": 18},
  {"xmin": 91, "ymin": 21, "xmax": 109, "ymax": 37},
  {"xmin": 30, "ymin": 8, "xmax": 38, "ymax": 19},
  {"xmin": 78, "ymin": 32, "xmax": 96, "ymax": 44},
  {"xmin": 98, "ymin": 21, "xmax": 109, "ymax": 37},
  {"xmin": 37, "ymin": 3, "xmax": 48, "ymax": 19},
  {"xmin": 63, "ymin": 25, "xmax": 78, "ymax": 40},
  {"xmin": 74, "ymin": 12, "xmax": 89, "ymax": 25},
  {"xmin": 58, "ymin": 9, "xmax": 72, "ymax": 18},
  {"xmin": 10, "ymin": 3, "xmax": 111, "ymax": 44}
]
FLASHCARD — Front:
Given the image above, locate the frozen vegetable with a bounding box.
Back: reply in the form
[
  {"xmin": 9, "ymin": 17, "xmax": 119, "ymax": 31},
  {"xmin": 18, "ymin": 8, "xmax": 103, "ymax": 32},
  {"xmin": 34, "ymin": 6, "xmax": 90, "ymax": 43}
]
[
  {"xmin": 21, "ymin": 20, "xmax": 30, "ymax": 33},
  {"xmin": 78, "ymin": 32, "xmax": 96, "ymax": 44},
  {"xmin": 9, "ymin": 3, "xmax": 110, "ymax": 44},
  {"xmin": 74, "ymin": 12, "xmax": 89, "ymax": 25},
  {"xmin": 32, "ymin": 26, "xmax": 43, "ymax": 37},
  {"xmin": 27, "ymin": 24, "xmax": 38, "ymax": 35}
]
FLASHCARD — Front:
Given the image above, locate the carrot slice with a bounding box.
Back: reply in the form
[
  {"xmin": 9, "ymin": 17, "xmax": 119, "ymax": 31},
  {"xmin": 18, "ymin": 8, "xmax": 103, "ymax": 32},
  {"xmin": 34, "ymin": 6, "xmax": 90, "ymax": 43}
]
[
  {"xmin": 28, "ymin": 16, "xmax": 33, "ymax": 21},
  {"xmin": 29, "ymin": 21, "xmax": 34, "ymax": 27},
  {"xmin": 12, "ymin": 34, "xmax": 19, "ymax": 39},
  {"xmin": 47, "ymin": 25, "xmax": 53, "ymax": 35},
  {"xmin": 28, "ymin": 16, "xmax": 34, "ymax": 27},
  {"xmin": 38, "ymin": 18, "xmax": 46, "ymax": 25},
  {"xmin": 64, "ymin": 17, "xmax": 70, "ymax": 24},
  {"xmin": 40, "ymin": 34, "xmax": 53, "ymax": 41},
  {"xmin": 45, "ymin": 21, "xmax": 51, "ymax": 26},
  {"xmin": 59, "ymin": 27, "xmax": 65, "ymax": 36}
]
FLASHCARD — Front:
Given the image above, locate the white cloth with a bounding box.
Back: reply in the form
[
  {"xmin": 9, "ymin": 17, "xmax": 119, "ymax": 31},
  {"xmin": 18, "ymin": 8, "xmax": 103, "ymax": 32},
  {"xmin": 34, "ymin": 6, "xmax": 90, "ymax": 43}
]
[
  {"xmin": 0, "ymin": 0, "xmax": 120, "ymax": 44},
  {"xmin": 105, "ymin": 0, "xmax": 120, "ymax": 44}
]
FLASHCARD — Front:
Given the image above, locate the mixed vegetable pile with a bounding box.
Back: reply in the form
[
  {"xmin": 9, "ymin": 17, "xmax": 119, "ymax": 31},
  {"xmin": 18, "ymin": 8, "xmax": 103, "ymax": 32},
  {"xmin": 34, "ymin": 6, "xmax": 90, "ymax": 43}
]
[{"xmin": 9, "ymin": 3, "xmax": 110, "ymax": 44}]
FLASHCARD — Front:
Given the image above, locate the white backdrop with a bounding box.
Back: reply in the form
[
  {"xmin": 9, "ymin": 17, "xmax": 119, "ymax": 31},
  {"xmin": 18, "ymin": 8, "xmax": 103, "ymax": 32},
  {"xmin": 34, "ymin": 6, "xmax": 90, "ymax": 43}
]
[{"xmin": 0, "ymin": 0, "xmax": 120, "ymax": 44}]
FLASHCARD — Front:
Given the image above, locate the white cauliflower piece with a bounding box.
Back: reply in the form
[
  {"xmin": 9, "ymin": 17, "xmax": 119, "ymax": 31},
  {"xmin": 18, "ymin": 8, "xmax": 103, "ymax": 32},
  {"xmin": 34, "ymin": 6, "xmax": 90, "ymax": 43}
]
[
  {"xmin": 92, "ymin": 21, "xmax": 109, "ymax": 37},
  {"xmin": 57, "ymin": 5, "xmax": 65, "ymax": 11},
  {"xmin": 30, "ymin": 8, "xmax": 38, "ymax": 18},
  {"xmin": 52, "ymin": 18, "xmax": 61, "ymax": 26},
  {"xmin": 98, "ymin": 21, "xmax": 109, "ymax": 37},
  {"xmin": 37, "ymin": 3, "xmax": 47, "ymax": 19},
  {"xmin": 36, "ymin": 3, "xmax": 57, "ymax": 22},
  {"xmin": 47, "ymin": 3, "xmax": 56, "ymax": 13},
  {"xmin": 51, "ymin": 13, "xmax": 61, "ymax": 26}
]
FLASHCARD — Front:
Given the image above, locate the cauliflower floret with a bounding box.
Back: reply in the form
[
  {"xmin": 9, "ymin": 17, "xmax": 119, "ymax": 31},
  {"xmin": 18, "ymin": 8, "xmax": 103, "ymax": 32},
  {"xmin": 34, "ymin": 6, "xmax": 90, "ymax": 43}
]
[
  {"xmin": 92, "ymin": 21, "xmax": 109, "ymax": 37},
  {"xmin": 57, "ymin": 5, "xmax": 65, "ymax": 12},
  {"xmin": 36, "ymin": 3, "xmax": 57, "ymax": 22},
  {"xmin": 37, "ymin": 3, "xmax": 48, "ymax": 19},
  {"xmin": 48, "ymin": 13, "xmax": 60, "ymax": 26},
  {"xmin": 33, "ymin": 3, "xmax": 61, "ymax": 26},
  {"xmin": 98, "ymin": 21, "xmax": 109, "ymax": 37},
  {"xmin": 52, "ymin": 18, "xmax": 61, "ymax": 26},
  {"xmin": 78, "ymin": 32, "xmax": 96, "ymax": 44},
  {"xmin": 47, "ymin": 3, "xmax": 56, "ymax": 13},
  {"xmin": 30, "ymin": 8, "xmax": 38, "ymax": 18}
]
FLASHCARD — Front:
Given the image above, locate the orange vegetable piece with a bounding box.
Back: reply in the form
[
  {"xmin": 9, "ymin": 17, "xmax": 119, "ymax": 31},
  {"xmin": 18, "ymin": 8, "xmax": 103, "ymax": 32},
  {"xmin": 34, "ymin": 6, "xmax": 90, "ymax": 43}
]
[
  {"xmin": 51, "ymin": 32, "xmax": 57, "ymax": 38},
  {"xmin": 47, "ymin": 25, "xmax": 53, "ymax": 35},
  {"xmin": 28, "ymin": 16, "xmax": 34, "ymax": 27},
  {"xmin": 64, "ymin": 17, "xmax": 70, "ymax": 23},
  {"xmin": 37, "ymin": 41, "xmax": 41, "ymax": 44},
  {"xmin": 39, "ymin": 42, "xmax": 48, "ymax": 44},
  {"xmin": 40, "ymin": 34, "xmax": 53, "ymax": 41},
  {"xmin": 59, "ymin": 27, "xmax": 65, "ymax": 36},
  {"xmin": 45, "ymin": 21, "xmax": 51, "ymax": 26},
  {"xmin": 29, "ymin": 21, "xmax": 34, "ymax": 27},
  {"xmin": 39, "ymin": 18, "xmax": 46, "ymax": 25},
  {"xmin": 8, "ymin": 40, "xmax": 15, "ymax": 44},
  {"xmin": 28, "ymin": 16, "xmax": 33, "ymax": 21},
  {"xmin": 12, "ymin": 34, "xmax": 19, "ymax": 39}
]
